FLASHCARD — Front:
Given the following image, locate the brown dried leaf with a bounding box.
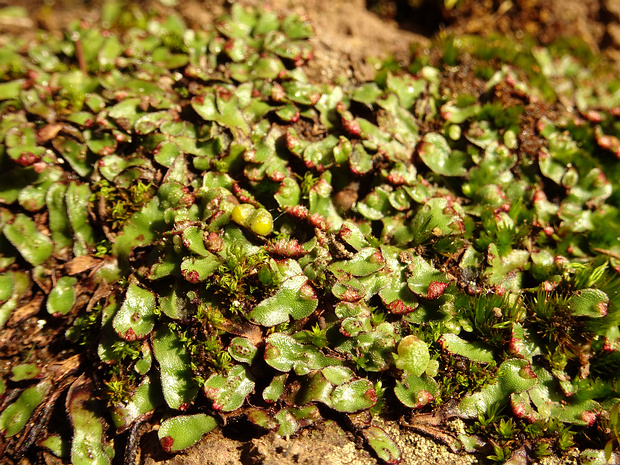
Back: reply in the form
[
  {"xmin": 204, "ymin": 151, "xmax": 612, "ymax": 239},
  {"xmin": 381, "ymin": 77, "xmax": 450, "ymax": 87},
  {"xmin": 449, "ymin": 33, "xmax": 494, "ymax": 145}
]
[{"xmin": 64, "ymin": 255, "xmax": 101, "ymax": 275}]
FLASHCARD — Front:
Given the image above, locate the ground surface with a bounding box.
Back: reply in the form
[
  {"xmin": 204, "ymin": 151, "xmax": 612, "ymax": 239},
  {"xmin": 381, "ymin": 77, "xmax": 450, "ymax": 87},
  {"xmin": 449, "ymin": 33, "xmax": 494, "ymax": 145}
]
[{"xmin": 2, "ymin": 0, "xmax": 620, "ymax": 464}]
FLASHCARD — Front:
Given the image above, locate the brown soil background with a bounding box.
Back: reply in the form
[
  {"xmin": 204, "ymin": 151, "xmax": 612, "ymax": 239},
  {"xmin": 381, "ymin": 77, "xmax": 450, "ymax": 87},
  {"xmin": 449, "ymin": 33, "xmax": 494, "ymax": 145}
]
[{"xmin": 3, "ymin": 0, "xmax": 620, "ymax": 464}]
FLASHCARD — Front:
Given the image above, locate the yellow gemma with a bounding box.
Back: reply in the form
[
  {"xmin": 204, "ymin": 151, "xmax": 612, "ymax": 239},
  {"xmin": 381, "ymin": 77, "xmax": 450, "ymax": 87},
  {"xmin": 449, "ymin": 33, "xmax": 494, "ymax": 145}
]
[
  {"xmin": 231, "ymin": 203, "xmax": 255, "ymax": 227},
  {"xmin": 249, "ymin": 208, "xmax": 273, "ymax": 236}
]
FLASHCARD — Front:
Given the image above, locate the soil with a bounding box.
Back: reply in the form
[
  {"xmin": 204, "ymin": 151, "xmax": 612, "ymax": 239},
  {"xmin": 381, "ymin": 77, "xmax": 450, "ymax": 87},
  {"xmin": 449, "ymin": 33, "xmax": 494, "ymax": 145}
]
[{"xmin": 2, "ymin": 0, "xmax": 620, "ymax": 464}]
